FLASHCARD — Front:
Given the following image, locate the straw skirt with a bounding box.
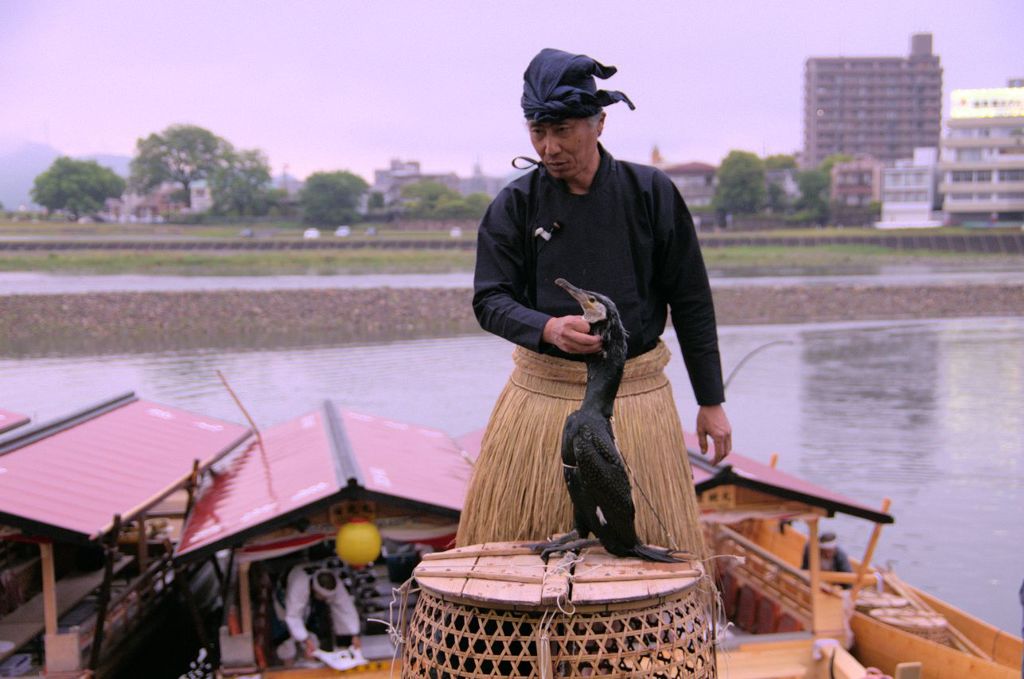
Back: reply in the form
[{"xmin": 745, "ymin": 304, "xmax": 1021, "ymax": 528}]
[{"xmin": 456, "ymin": 341, "xmax": 705, "ymax": 555}]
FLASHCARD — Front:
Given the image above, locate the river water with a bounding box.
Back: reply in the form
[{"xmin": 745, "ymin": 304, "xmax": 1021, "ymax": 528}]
[
  {"xmin": 2, "ymin": 261, "xmax": 1024, "ymax": 294},
  {"xmin": 2, "ymin": 316, "xmax": 1021, "ymax": 634}
]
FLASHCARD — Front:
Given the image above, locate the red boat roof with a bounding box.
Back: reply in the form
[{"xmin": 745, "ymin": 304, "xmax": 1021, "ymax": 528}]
[
  {"xmin": 457, "ymin": 426, "xmax": 892, "ymax": 524},
  {"xmin": 0, "ymin": 408, "xmax": 29, "ymax": 435},
  {"xmin": 0, "ymin": 395, "xmax": 250, "ymax": 543},
  {"xmin": 683, "ymin": 432, "xmax": 893, "ymax": 524},
  {"xmin": 176, "ymin": 402, "xmax": 469, "ymax": 561}
]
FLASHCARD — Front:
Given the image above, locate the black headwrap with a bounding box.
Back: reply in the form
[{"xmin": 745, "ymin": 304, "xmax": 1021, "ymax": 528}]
[{"xmin": 521, "ymin": 48, "xmax": 636, "ymax": 122}]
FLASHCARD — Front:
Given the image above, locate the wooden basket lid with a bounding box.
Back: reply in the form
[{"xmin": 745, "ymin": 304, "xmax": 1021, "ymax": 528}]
[
  {"xmin": 413, "ymin": 542, "xmax": 703, "ymax": 611},
  {"xmin": 855, "ymin": 590, "xmax": 909, "ymax": 609},
  {"xmin": 868, "ymin": 606, "xmax": 948, "ymax": 630}
]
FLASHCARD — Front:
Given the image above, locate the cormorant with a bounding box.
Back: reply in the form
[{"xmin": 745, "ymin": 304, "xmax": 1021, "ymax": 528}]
[{"xmin": 531, "ymin": 278, "xmax": 684, "ymax": 563}]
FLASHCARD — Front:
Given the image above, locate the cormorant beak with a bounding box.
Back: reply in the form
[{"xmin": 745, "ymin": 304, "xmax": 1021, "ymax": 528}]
[{"xmin": 555, "ymin": 278, "xmax": 607, "ymax": 323}]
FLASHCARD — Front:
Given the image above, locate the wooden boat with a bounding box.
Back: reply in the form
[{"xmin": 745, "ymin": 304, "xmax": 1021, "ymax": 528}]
[
  {"xmin": 0, "ymin": 393, "xmax": 250, "ymax": 678},
  {"xmin": 686, "ymin": 432, "xmax": 1024, "ymax": 679},
  {"xmin": 169, "ymin": 407, "xmax": 1022, "ymax": 678},
  {"xmin": 174, "ymin": 401, "xmax": 465, "ymax": 677}
]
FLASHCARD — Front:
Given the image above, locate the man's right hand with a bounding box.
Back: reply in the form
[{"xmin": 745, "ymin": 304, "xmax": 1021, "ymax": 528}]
[
  {"xmin": 304, "ymin": 638, "xmax": 317, "ymax": 656},
  {"xmin": 543, "ymin": 315, "xmax": 602, "ymax": 354}
]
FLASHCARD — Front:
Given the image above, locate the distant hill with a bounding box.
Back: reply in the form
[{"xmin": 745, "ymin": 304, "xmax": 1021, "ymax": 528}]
[
  {"xmin": 81, "ymin": 153, "xmax": 132, "ymax": 178},
  {"xmin": 0, "ymin": 142, "xmax": 131, "ymax": 210}
]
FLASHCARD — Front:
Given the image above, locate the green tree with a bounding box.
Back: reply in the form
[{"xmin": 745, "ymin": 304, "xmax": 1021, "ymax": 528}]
[
  {"xmin": 764, "ymin": 154, "xmax": 797, "ymax": 170},
  {"xmin": 796, "ymin": 169, "xmax": 830, "ymax": 224},
  {"xmin": 401, "ymin": 181, "xmax": 461, "ymax": 218},
  {"xmin": 31, "ymin": 157, "xmax": 125, "ymax": 220},
  {"xmin": 210, "ymin": 149, "xmax": 274, "ymax": 216},
  {"xmin": 300, "ymin": 171, "xmax": 368, "ymax": 225},
  {"xmin": 713, "ymin": 151, "xmax": 765, "ymax": 214},
  {"xmin": 765, "ymin": 183, "xmax": 788, "ymax": 214},
  {"xmin": 130, "ymin": 124, "xmax": 232, "ymax": 208},
  {"xmin": 819, "ymin": 153, "xmax": 853, "ymax": 177},
  {"xmin": 400, "ymin": 182, "xmax": 491, "ymax": 220}
]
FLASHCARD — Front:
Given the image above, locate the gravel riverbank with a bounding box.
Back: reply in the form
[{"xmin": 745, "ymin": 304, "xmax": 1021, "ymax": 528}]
[{"xmin": 1, "ymin": 283, "xmax": 1021, "ymax": 357}]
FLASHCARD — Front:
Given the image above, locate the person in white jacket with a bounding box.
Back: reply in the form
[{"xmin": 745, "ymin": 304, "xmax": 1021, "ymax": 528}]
[{"xmin": 277, "ymin": 566, "xmax": 363, "ymax": 664}]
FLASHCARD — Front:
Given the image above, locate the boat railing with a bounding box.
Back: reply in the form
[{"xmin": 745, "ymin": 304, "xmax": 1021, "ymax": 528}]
[
  {"xmin": 712, "ymin": 524, "xmax": 815, "ymax": 628},
  {"xmin": 65, "ymin": 551, "xmax": 176, "ymax": 667}
]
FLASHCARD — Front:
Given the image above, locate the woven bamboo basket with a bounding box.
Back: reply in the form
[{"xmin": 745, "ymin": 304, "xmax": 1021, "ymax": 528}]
[
  {"xmin": 402, "ymin": 542, "xmax": 715, "ymax": 678},
  {"xmin": 867, "ymin": 606, "xmax": 951, "ymax": 646},
  {"xmin": 854, "ymin": 589, "xmax": 909, "ymax": 612}
]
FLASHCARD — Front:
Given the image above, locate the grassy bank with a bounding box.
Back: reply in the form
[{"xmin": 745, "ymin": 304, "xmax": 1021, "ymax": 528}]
[
  {"xmin": 0, "ymin": 243, "xmax": 1017, "ymax": 275},
  {"xmin": 0, "ymin": 249, "xmax": 476, "ymax": 275}
]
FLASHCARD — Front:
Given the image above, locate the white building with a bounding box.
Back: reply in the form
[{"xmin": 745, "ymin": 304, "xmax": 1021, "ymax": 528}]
[
  {"xmin": 938, "ymin": 81, "xmax": 1024, "ymax": 226},
  {"xmin": 372, "ymin": 159, "xmax": 460, "ymax": 206},
  {"xmin": 876, "ymin": 147, "xmax": 942, "ymax": 229}
]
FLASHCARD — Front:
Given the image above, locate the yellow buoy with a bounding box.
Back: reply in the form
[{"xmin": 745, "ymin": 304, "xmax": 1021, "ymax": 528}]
[{"xmin": 335, "ymin": 518, "xmax": 382, "ymax": 566}]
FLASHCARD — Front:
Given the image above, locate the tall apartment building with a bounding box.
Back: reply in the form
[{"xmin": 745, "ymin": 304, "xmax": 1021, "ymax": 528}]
[
  {"xmin": 803, "ymin": 33, "xmax": 942, "ymax": 169},
  {"xmin": 939, "ymin": 82, "xmax": 1024, "ymax": 225}
]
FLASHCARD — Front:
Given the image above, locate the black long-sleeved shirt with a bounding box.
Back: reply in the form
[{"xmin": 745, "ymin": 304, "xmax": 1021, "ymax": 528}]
[{"xmin": 473, "ymin": 146, "xmax": 725, "ymax": 406}]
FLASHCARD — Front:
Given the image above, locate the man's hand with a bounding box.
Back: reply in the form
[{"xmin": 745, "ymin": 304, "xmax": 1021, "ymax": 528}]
[
  {"xmin": 542, "ymin": 315, "xmax": 602, "ymax": 354},
  {"xmin": 696, "ymin": 404, "xmax": 732, "ymax": 465},
  {"xmin": 303, "ymin": 637, "xmax": 317, "ymax": 656}
]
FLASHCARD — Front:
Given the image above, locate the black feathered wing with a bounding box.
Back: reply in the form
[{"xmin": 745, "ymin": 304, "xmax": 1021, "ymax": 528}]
[{"xmin": 566, "ymin": 415, "xmax": 640, "ymax": 557}]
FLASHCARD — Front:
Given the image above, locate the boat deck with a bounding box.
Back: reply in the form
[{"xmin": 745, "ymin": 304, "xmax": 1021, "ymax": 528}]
[{"xmin": 0, "ymin": 555, "xmax": 132, "ymax": 663}]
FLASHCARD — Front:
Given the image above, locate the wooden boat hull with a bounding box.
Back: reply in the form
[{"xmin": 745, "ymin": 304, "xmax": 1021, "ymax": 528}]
[{"xmin": 852, "ymin": 611, "xmax": 1019, "ymax": 679}]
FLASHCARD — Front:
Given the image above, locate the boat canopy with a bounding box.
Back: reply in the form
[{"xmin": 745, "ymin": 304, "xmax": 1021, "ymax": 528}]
[
  {"xmin": 684, "ymin": 432, "xmax": 893, "ymax": 524},
  {"xmin": 175, "ymin": 401, "xmax": 470, "ymax": 562},
  {"xmin": 0, "ymin": 393, "xmax": 251, "ymax": 544},
  {"xmin": 0, "ymin": 407, "xmax": 29, "ymax": 435}
]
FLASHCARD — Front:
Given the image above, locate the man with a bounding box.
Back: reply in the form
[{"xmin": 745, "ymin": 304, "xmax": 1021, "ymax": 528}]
[
  {"xmin": 801, "ymin": 531, "xmax": 853, "ymax": 575},
  {"xmin": 457, "ymin": 48, "xmax": 731, "ymax": 554},
  {"xmin": 277, "ymin": 566, "xmax": 364, "ymax": 666}
]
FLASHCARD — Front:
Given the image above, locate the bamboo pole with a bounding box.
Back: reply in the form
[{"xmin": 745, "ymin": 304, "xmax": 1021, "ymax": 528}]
[
  {"xmin": 850, "ymin": 498, "xmax": 891, "ymax": 602},
  {"xmin": 39, "ymin": 541, "xmax": 58, "ymax": 637},
  {"xmin": 239, "ymin": 561, "xmax": 253, "ymax": 638},
  {"xmin": 217, "ymin": 370, "xmax": 263, "ymax": 449}
]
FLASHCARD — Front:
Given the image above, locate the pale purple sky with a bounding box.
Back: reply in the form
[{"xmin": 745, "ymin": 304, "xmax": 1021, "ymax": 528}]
[{"xmin": 1, "ymin": 0, "xmax": 1021, "ymax": 182}]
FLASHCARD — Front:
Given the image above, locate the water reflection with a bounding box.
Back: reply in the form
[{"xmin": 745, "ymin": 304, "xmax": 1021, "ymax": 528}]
[
  {"xmin": 1, "ymin": 318, "xmax": 1022, "ymax": 633},
  {"xmin": 799, "ymin": 323, "xmax": 941, "ymax": 486}
]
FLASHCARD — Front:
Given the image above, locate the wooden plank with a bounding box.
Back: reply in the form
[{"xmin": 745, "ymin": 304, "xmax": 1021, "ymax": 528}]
[
  {"xmin": 40, "ymin": 542, "xmax": 57, "ymax": 637},
  {"xmin": 461, "ymin": 553, "xmax": 544, "ymax": 607},
  {"xmin": 413, "ymin": 554, "xmax": 478, "ymax": 599},
  {"xmin": 806, "ymin": 519, "xmax": 822, "ymax": 634},
  {"xmin": 239, "ymin": 561, "xmax": 253, "ymax": 638}
]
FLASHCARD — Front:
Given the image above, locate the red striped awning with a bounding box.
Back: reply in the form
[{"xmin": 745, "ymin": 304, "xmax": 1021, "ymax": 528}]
[{"xmin": 0, "ymin": 396, "xmax": 250, "ymax": 543}]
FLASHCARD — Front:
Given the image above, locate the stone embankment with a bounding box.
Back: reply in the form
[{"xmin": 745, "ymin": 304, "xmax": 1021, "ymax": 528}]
[{"xmin": 1, "ymin": 283, "xmax": 1021, "ymax": 357}]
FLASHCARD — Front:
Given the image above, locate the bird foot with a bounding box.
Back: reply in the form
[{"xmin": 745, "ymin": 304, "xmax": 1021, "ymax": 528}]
[{"xmin": 527, "ymin": 532, "xmax": 600, "ymax": 561}]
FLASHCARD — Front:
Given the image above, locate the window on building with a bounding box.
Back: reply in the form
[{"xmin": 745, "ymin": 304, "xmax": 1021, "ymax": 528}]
[{"xmin": 998, "ymin": 169, "xmax": 1024, "ymax": 182}]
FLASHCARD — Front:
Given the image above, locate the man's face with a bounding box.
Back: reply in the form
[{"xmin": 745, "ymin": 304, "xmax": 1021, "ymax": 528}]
[{"xmin": 528, "ymin": 114, "xmax": 604, "ymax": 187}]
